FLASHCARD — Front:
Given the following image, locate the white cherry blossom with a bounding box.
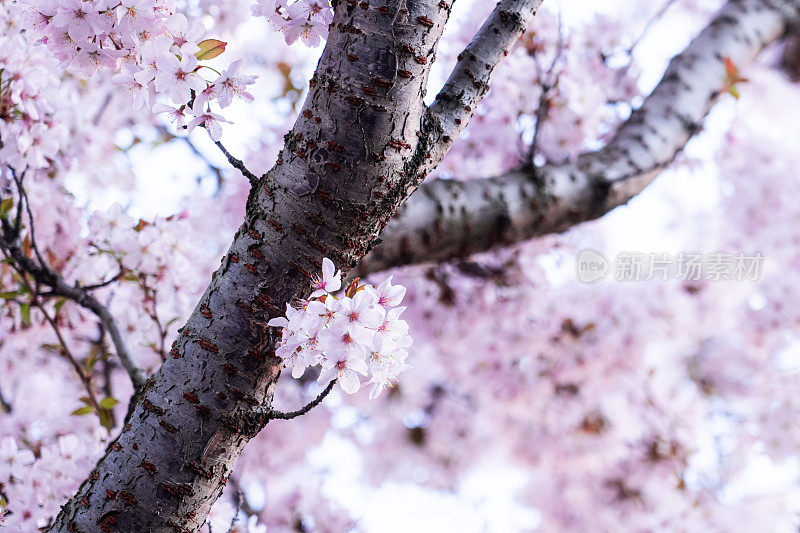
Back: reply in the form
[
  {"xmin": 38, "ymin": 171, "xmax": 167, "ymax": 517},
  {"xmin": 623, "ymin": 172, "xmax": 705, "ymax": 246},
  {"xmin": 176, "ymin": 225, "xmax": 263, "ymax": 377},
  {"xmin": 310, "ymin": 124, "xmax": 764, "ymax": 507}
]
[{"xmin": 310, "ymin": 257, "xmax": 341, "ymax": 298}]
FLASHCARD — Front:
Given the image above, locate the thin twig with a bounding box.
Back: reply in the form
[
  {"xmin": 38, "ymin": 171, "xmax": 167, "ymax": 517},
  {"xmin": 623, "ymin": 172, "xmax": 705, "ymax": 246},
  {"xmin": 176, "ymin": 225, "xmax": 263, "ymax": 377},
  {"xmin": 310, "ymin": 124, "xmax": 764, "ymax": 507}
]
[
  {"xmin": 21, "ymin": 277, "xmax": 103, "ymax": 416},
  {"xmin": 529, "ymin": 10, "xmax": 565, "ymax": 164},
  {"xmin": 213, "ymin": 139, "xmax": 259, "ymax": 185},
  {"xmin": 81, "ymin": 269, "xmax": 124, "ymax": 291},
  {"xmin": 0, "ymin": 185, "xmax": 146, "ymax": 389},
  {"xmin": 157, "ymin": 125, "xmax": 225, "ymax": 191},
  {"xmin": 627, "ymin": 0, "xmax": 678, "ymax": 56},
  {"xmin": 228, "ymin": 475, "xmax": 258, "ymax": 518},
  {"xmin": 266, "ymin": 379, "xmax": 337, "ymax": 420},
  {"xmin": 138, "ymin": 274, "xmax": 168, "ymax": 362},
  {"xmin": 12, "ymin": 171, "xmax": 47, "ymax": 268},
  {"xmin": 92, "ymin": 92, "xmax": 113, "ymax": 126},
  {"xmin": 240, "ymin": 379, "xmax": 338, "ymax": 426},
  {"xmin": 226, "ymin": 491, "xmax": 243, "ymax": 533},
  {"xmin": 97, "ymin": 323, "xmax": 117, "ymax": 428}
]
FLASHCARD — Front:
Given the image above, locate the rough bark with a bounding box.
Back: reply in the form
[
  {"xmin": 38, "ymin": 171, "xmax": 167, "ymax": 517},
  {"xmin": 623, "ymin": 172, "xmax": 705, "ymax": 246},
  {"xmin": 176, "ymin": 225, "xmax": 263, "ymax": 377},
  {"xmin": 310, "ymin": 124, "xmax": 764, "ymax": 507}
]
[
  {"xmin": 358, "ymin": 0, "xmax": 800, "ymax": 275},
  {"xmin": 51, "ymin": 1, "xmax": 542, "ymax": 531}
]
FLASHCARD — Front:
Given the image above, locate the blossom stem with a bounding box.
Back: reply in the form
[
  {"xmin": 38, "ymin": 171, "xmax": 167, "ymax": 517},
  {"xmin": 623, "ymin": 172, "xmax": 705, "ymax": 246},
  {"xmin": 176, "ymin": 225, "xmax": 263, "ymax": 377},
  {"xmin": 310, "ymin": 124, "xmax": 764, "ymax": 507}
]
[{"xmin": 197, "ymin": 65, "xmax": 221, "ymax": 76}]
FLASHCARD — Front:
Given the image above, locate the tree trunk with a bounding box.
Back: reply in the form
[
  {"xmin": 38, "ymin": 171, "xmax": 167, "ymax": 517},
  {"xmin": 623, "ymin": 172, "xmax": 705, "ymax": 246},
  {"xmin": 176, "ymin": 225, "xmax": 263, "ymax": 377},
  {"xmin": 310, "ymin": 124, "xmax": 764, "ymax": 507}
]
[{"xmin": 51, "ymin": 0, "xmax": 542, "ymax": 530}]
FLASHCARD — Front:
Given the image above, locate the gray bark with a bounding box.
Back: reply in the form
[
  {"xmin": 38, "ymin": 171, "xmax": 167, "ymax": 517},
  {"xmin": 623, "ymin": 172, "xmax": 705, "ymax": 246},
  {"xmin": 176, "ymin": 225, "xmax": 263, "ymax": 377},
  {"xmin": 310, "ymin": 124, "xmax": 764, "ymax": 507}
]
[
  {"xmin": 50, "ymin": 1, "xmax": 543, "ymax": 531},
  {"xmin": 358, "ymin": 0, "xmax": 800, "ymax": 275}
]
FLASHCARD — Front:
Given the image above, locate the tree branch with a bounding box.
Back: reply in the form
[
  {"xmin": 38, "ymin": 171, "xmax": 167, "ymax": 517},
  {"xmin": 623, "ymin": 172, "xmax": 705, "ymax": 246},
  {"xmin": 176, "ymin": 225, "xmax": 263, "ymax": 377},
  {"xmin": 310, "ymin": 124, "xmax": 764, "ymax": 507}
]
[
  {"xmin": 237, "ymin": 378, "xmax": 337, "ymax": 433},
  {"xmin": 213, "ymin": 139, "xmax": 259, "ymax": 185},
  {"xmin": 264, "ymin": 379, "xmax": 336, "ymax": 421},
  {"xmin": 0, "ymin": 183, "xmax": 146, "ymax": 389},
  {"xmin": 358, "ymin": 0, "xmax": 800, "ymax": 275},
  {"xmin": 416, "ymin": 0, "xmax": 544, "ymax": 179},
  {"xmin": 157, "ymin": 125, "xmax": 225, "ymax": 190}
]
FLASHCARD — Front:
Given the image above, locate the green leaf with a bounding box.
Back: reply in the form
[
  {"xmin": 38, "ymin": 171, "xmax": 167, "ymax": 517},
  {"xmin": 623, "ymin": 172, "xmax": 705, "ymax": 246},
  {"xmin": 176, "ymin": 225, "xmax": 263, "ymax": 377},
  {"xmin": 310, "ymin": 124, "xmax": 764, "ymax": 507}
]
[
  {"xmin": 19, "ymin": 302, "xmax": 30, "ymax": 326},
  {"xmin": 0, "ymin": 197, "xmax": 13, "ymax": 220},
  {"xmin": 195, "ymin": 39, "xmax": 227, "ymax": 60},
  {"xmin": 86, "ymin": 345, "xmax": 102, "ymax": 372},
  {"xmin": 54, "ymin": 298, "xmax": 66, "ymax": 314},
  {"xmin": 0, "ymin": 290, "xmax": 19, "ymax": 299},
  {"xmin": 99, "ymin": 410, "xmax": 114, "ymax": 431},
  {"xmin": 99, "ymin": 397, "xmax": 118, "ymax": 409},
  {"xmin": 71, "ymin": 406, "xmax": 94, "ymax": 416}
]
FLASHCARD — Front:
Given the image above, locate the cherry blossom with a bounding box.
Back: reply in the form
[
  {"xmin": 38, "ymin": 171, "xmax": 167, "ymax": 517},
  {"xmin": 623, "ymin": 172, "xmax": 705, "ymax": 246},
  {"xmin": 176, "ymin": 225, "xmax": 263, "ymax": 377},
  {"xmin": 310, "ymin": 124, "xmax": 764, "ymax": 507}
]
[
  {"xmin": 318, "ymin": 348, "xmax": 369, "ymax": 394},
  {"xmin": 153, "ymin": 103, "xmax": 189, "ymax": 128},
  {"xmin": 0, "ymin": 437, "xmax": 35, "ymax": 481},
  {"xmin": 212, "ymin": 59, "xmax": 258, "ymax": 107},
  {"xmin": 283, "ymin": 18, "xmax": 328, "ymax": 47},
  {"xmin": 21, "ymin": 0, "xmax": 258, "ymax": 142},
  {"xmin": 111, "ymin": 72, "xmax": 150, "ymax": 109},
  {"xmin": 337, "ymin": 291, "xmax": 384, "ymax": 335},
  {"xmin": 250, "ymin": 0, "xmax": 332, "ymax": 46},
  {"xmin": 269, "ymin": 258, "xmax": 412, "ymax": 396},
  {"xmin": 154, "ymin": 53, "xmax": 205, "ymax": 105},
  {"xmin": 165, "ymin": 14, "xmax": 204, "ymax": 56},
  {"xmin": 369, "ymin": 275, "xmax": 407, "ymax": 310},
  {"xmin": 186, "ymin": 100, "xmax": 230, "ymax": 141},
  {"xmin": 4, "ymin": 0, "xmax": 800, "ymax": 530},
  {"xmin": 310, "ymin": 256, "xmax": 341, "ymax": 297}
]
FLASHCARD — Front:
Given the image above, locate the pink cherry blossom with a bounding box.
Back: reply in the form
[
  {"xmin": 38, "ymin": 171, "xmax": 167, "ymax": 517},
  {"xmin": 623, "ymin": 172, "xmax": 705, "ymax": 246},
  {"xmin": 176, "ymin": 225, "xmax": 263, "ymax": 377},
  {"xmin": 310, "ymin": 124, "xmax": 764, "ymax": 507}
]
[
  {"xmin": 165, "ymin": 14, "xmax": 204, "ymax": 56},
  {"xmin": 111, "ymin": 72, "xmax": 150, "ymax": 109},
  {"xmin": 0, "ymin": 437, "xmax": 35, "ymax": 481},
  {"xmin": 337, "ymin": 291, "xmax": 384, "ymax": 335},
  {"xmin": 318, "ymin": 348, "xmax": 368, "ymax": 394},
  {"xmin": 369, "ymin": 275, "xmax": 406, "ymax": 310},
  {"xmin": 52, "ymin": 0, "xmax": 99, "ymax": 42},
  {"xmin": 186, "ymin": 100, "xmax": 229, "ymax": 141},
  {"xmin": 212, "ymin": 59, "xmax": 257, "ymax": 108},
  {"xmin": 285, "ymin": 0, "xmax": 332, "ymax": 25},
  {"xmin": 282, "ymin": 18, "xmax": 327, "ymax": 47},
  {"xmin": 153, "ymin": 103, "xmax": 188, "ymax": 128},
  {"xmin": 270, "ymin": 259, "xmax": 411, "ymax": 396},
  {"xmin": 154, "ymin": 53, "xmax": 205, "ymax": 105}
]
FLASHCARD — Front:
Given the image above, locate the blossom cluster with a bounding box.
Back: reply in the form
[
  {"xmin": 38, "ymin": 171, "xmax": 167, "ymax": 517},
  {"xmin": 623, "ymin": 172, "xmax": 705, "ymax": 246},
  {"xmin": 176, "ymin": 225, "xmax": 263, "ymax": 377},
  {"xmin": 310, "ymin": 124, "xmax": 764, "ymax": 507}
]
[
  {"xmin": 435, "ymin": 9, "xmax": 640, "ymax": 178},
  {"xmin": 0, "ymin": 434, "xmax": 107, "ymax": 530},
  {"xmin": 20, "ymin": 0, "xmax": 257, "ymax": 140},
  {"xmin": 0, "ymin": 7, "xmax": 67, "ymax": 174},
  {"xmin": 268, "ymin": 258, "xmax": 411, "ymax": 397},
  {"xmin": 250, "ymin": 0, "xmax": 333, "ymax": 47}
]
